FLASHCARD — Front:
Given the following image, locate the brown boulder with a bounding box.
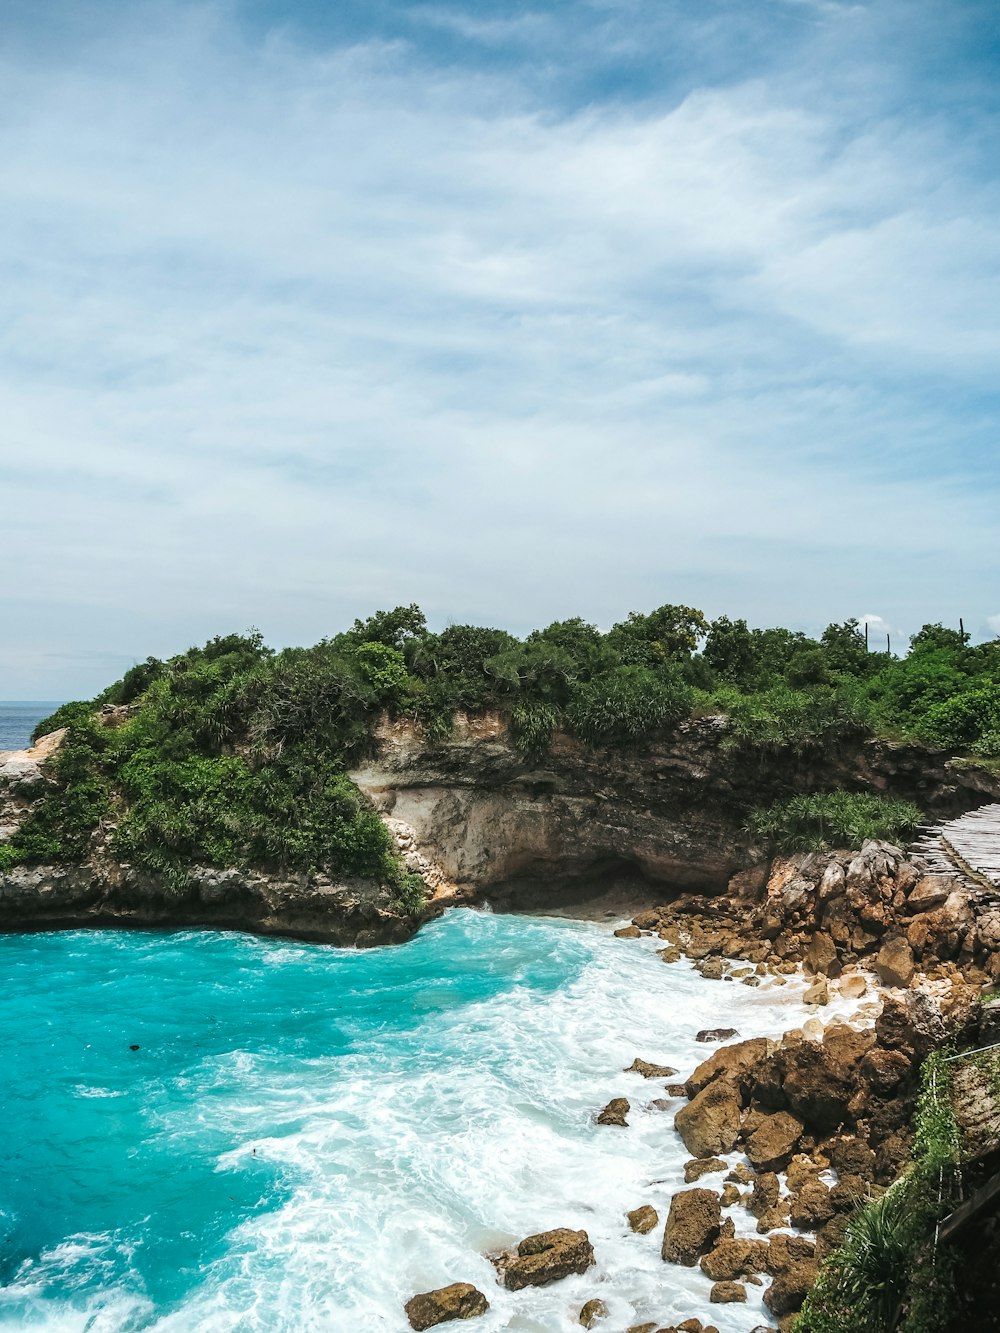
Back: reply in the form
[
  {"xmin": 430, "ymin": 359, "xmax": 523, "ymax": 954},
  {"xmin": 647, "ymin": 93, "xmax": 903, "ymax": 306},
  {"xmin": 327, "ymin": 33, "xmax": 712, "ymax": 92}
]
[
  {"xmin": 674, "ymin": 1082, "xmax": 742, "ymax": 1158},
  {"xmin": 405, "ymin": 1284, "xmax": 489, "ymax": 1330},
  {"xmin": 823, "ymin": 1134, "xmax": 876, "ymax": 1177},
  {"xmin": 579, "ymin": 1298, "xmax": 608, "ymax": 1328},
  {"xmin": 684, "ymin": 1157, "xmax": 727, "ymax": 1183},
  {"xmin": 686, "ymin": 1038, "xmax": 775, "ymax": 1097},
  {"xmin": 700, "ymin": 1237, "xmax": 770, "ymax": 1281},
  {"xmin": 627, "ymin": 1204, "xmax": 659, "ymax": 1234},
  {"xmin": 615, "ymin": 926, "xmax": 641, "ymax": 938},
  {"xmin": 905, "ymin": 875, "xmax": 952, "ymax": 914},
  {"xmin": 804, "ymin": 933, "xmax": 840, "ymax": 977},
  {"xmin": 765, "ymin": 1234, "xmax": 815, "ymax": 1274},
  {"xmin": 626, "ymin": 1058, "xmax": 679, "ymax": 1079},
  {"xmin": 696, "ymin": 1028, "xmax": 739, "ymax": 1043},
  {"xmin": 710, "ymin": 1282, "xmax": 747, "ymax": 1303},
  {"xmin": 802, "ymin": 977, "xmax": 829, "ymax": 1006},
  {"xmin": 788, "ymin": 1179, "xmax": 834, "ymax": 1229},
  {"xmin": 874, "ymin": 936, "xmax": 915, "ymax": 989},
  {"xmin": 661, "ymin": 1189, "xmax": 722, "ymax": 1265},
  {"xmin": 859, "ymin": 1046, "xmax": 911, "ymax": 1096},
  {"xmin": 495, "ymin": 1229, "xmax": 595, "ymax": 1290},
  {"xmin": 875, "ymin": 990, "xmax": 947, "ymax": 1058},
  {"xmin": 763, "ymin": 1259, "xmax": 819, "ymax": 1316},
  {"xmin": 596, "ymin": 1098, "xmax": 630, "ymax": 1127},
  {"xmin": 746, "ymin": 1111, "xmax": 804, "ymax": 1171},
  {"xmin": 747, "ymin": 1172, "xmax": 781, "ymax": 1219}
]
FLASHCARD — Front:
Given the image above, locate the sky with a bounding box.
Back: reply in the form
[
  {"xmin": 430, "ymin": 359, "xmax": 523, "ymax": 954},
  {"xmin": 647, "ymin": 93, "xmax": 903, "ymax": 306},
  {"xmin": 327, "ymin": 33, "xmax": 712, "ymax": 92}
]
[{"xmin": 1, "ymin": 0, "xmax": 999, "ymax": 698}]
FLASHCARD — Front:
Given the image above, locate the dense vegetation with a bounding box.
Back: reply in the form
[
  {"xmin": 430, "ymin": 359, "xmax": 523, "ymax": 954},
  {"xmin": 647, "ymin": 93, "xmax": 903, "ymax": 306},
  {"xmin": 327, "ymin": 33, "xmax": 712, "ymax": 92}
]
[
  {"xmin": 747, "ymin": 792, "xmax": 923, "ymax": 854},
  {"xmin": 797, "ymin": 1049, "xmax": 961, "ymax": 1333},
  {"xmin": 2, "ymin": 604, "xmax": 999, "ymax": 881}
]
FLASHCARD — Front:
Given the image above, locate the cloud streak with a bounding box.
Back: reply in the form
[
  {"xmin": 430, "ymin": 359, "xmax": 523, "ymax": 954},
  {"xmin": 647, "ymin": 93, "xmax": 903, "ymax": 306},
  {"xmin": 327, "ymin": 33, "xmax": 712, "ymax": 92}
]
[{"xmin": 0, "ymin": 0, "xmax": 997, "ymax": 695}]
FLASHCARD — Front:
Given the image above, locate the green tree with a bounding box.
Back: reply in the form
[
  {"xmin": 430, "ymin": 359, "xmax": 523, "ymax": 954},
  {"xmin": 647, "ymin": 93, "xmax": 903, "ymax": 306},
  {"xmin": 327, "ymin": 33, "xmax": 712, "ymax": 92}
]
[
  {"xmin": 821, "ymin": 618, "xmax": 870, "ymax": 675},
  {"xmin": 608, "ymin": 604, "xmax": 708, "ymax": 665}
]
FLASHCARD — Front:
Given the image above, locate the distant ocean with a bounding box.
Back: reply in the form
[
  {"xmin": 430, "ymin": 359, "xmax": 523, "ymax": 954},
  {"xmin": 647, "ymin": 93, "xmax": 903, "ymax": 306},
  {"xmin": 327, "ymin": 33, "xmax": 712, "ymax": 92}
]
[{"xmin": 0, "ymin": 702, "xmax": 64, "ymax": 751}]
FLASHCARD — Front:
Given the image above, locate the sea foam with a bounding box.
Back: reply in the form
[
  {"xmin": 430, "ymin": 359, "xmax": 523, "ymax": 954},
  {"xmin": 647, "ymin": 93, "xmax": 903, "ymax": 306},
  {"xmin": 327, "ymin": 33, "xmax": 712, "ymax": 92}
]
[{"xmin": 0, "ymin": 911, "xmax": 867, "ymax": 1332}]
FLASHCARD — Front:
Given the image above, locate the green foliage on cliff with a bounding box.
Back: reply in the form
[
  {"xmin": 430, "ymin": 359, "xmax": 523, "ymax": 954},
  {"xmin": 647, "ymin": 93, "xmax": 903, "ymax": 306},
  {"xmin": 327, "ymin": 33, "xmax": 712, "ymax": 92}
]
[
  {"xmin": 747, "ymin": 791, "xmax": 922, "ymax": 852},
  {"xmin": 797, "ymin": 1049, "xmax": 960, "ymax": 1333},
  {"xmin": 9, "ymin": 632, "xmax": 413, "ymax": 893},
  {"xmin": 9, "ymin": 602, "xmax": 1000, "ymax": 879}
]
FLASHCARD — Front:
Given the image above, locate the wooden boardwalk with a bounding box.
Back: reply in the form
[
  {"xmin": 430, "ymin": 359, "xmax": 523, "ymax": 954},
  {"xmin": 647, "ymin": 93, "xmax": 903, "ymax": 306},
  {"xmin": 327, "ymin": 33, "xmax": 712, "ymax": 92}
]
[{"xmin": 911, "ymin": 803, "xmax": 1000, "ymax": 903}]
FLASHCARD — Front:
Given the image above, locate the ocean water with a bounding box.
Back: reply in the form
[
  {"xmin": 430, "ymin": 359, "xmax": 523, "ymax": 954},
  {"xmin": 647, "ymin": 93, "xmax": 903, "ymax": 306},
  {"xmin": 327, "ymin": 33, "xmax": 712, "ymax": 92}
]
[
  {"xmin": 0, "ymin": 911, "xmax": 862, "ymax": 1333},
  {"xmin": 0, "ymin": 704, "xmax": 64, "ymax": 752}
]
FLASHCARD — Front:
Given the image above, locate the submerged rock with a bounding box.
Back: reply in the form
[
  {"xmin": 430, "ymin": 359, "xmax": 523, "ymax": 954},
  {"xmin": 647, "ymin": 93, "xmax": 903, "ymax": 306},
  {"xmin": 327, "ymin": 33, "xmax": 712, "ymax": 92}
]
[{"xmin": 404, "ymin": 1283, "xmax": 489, "ymax": 1330}]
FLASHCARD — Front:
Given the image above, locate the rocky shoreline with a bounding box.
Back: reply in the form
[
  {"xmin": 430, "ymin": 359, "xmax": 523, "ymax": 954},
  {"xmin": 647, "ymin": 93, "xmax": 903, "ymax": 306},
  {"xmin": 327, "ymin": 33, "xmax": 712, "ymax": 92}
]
[
  {"xmin": 6, "ymin": 723, "xmax": 1000, "ymax": 1330},
  {"xmin": 400, "ymin": 839, "xmax": 995, "ymax": 1332}
]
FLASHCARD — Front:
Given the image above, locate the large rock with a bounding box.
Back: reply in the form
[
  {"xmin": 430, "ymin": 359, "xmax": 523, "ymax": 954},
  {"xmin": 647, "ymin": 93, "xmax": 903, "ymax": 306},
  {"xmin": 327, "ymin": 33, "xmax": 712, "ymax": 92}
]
[
  {"xmin": 905, "ymin": 875, "xmax": 952, "ymax": 914},
  {"xmin": 710, "ymin": 1281, "xmax": 747, "ymax": 1303},
  {"xmin": 700, "ymin": 1237, "xmax": 770, "ymax": 1281},
  {"xmin": 874, "ymin": 936, "xmax": 915, "ymax": 988},
  {"xmin": 788, "ymin": 1179, "xmax": 834, "ymax": 1230},
  {"xmin": 763, "ymin": 1260, "xmax": 819, "ymax": 1316},
  {"xmin": 685, "ymin": 1038, "xmax": 775, "ymax": 1097},
  {"xmin": 578, "ymin": 1298, "xmax": 608, "ymax": 1328},
  {"xmin": 804, "ymin": 933, "xmax": 840, "ymax": 977},
  {"xmin": 745, "ymin": 1111, "xmax": 804, "ymax": 1171},
  {"xmin": 675, "ymin": 1081, "xmax": 742, "ymax": 1157},
  {"xmin": 765, "ymin": 1234, "xmax": 815, "ymax": 1275},
  {"xmin": 876, "ymin": 990, "xmax": 947, "ymax": 1058},
  {"xmin": 859, "ymin": 1046, "xmax": 912, "ymax": 1096},
  {"xmin": 404, "ymin": 1284, "xmax": 489, "ymax": 1330},
  {"xmin": 494, "ymin": 1229, "xmax": 595, "ymax": 1290},
  {"xmin": 661, "ymin": 1189, "xmax": 722, "ymax": 1265}
]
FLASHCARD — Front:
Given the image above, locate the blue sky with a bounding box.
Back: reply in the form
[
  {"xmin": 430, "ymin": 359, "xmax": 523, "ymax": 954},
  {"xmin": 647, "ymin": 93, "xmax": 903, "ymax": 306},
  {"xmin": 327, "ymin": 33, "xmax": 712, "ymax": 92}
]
[{"xmin": 1, "ymin": 0, "xmax": 999, "ymax": 697}]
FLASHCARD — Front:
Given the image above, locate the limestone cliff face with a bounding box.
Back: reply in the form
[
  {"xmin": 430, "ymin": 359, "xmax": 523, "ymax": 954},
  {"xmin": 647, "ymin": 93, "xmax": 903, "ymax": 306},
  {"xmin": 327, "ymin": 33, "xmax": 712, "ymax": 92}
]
[
  {"xmin": 351, "ymin": 712, "xmax": 1000, "ymax": 909},
  {"xmin": 3, "ymin": 713, "xmax": 999, "ymax": 940}
]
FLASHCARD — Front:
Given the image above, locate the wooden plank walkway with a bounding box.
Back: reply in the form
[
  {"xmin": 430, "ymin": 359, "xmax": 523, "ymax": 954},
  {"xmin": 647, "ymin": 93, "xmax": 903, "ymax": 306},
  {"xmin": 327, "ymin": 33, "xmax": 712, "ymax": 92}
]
[{"xmin": 910, "ymin": 803, "xmax": 1000, "ymax": 901}]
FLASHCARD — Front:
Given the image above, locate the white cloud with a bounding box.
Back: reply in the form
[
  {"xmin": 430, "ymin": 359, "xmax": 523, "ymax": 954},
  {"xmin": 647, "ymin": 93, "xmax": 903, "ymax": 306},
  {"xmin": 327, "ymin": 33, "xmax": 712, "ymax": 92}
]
[{"xmin": 0, "ymin": 2, "xmax": 998, "ymax": 695}]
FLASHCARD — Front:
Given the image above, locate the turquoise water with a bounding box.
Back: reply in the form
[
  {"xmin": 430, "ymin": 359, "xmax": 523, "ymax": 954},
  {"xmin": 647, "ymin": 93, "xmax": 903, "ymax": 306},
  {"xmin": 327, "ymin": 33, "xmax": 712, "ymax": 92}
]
[
  {"xmin": 0, "ymin": 704, "xmax": 63, "ymax": 751},
  {"xmin": 0, "ymin": 912, "xmax": 829, "ymax": 1332}
]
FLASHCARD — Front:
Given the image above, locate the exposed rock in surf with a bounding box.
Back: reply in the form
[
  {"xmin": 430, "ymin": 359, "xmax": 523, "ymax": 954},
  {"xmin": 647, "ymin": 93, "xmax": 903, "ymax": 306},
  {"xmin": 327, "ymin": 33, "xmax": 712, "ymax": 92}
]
[
  {"xmin": 596, "ymin": 1097, "xmax": 630, "ymax": 1126},
  {"xmin": 683, "ymin": 1156, "xmax": 727, "ymax": 1183},
  {"xmin": 709, "ymin": 1280, "xmax": 747, "ymax": 1303},
  {"xmin": 404, "ymin": 1283, "xmax": 489, "ymax": 1330},
  {"xmin": 492, "ymin": 1228, "xmax": 595, "ymax": 1290},
  {"xmin": 626, "ymin": 1204, "xmax": 659, "ymax": 1233},
  {"xmin": 578, "ymin": 1297, "xmax": 608, "ymax": 1327},
  {"xmin": 661, "ymin": 1188, "xmax": 722, "ymax": 1265},
  {"xmin": 625, "ymin": 1058, "xmax": 678, "ymax": 1078}
]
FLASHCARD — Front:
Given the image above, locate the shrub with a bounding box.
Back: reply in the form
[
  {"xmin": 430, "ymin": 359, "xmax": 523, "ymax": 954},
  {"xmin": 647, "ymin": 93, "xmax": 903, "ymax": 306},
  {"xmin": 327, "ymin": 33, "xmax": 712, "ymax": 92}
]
[
  {"xmin": 566, "ymin": 666, "xmax": 692, "ymax": 743},
  {"xmin": 747, "ymin": 791, "xmax": 922, "ymax": 853},
  {"xmin": 711, "ymin": 682, "xmax": 865, "ymax": 752}
]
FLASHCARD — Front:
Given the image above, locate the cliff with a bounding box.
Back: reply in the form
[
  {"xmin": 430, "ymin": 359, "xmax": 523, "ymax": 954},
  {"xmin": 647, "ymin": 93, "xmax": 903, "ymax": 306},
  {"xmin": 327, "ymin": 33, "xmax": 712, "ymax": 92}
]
[
  {"xmin": 3, "ymin": 712, "xmax": 999, "ymax": 941},
  {"xmin": 350, "ymin": 711, "xmax": 1000, "ymax": 909}
]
